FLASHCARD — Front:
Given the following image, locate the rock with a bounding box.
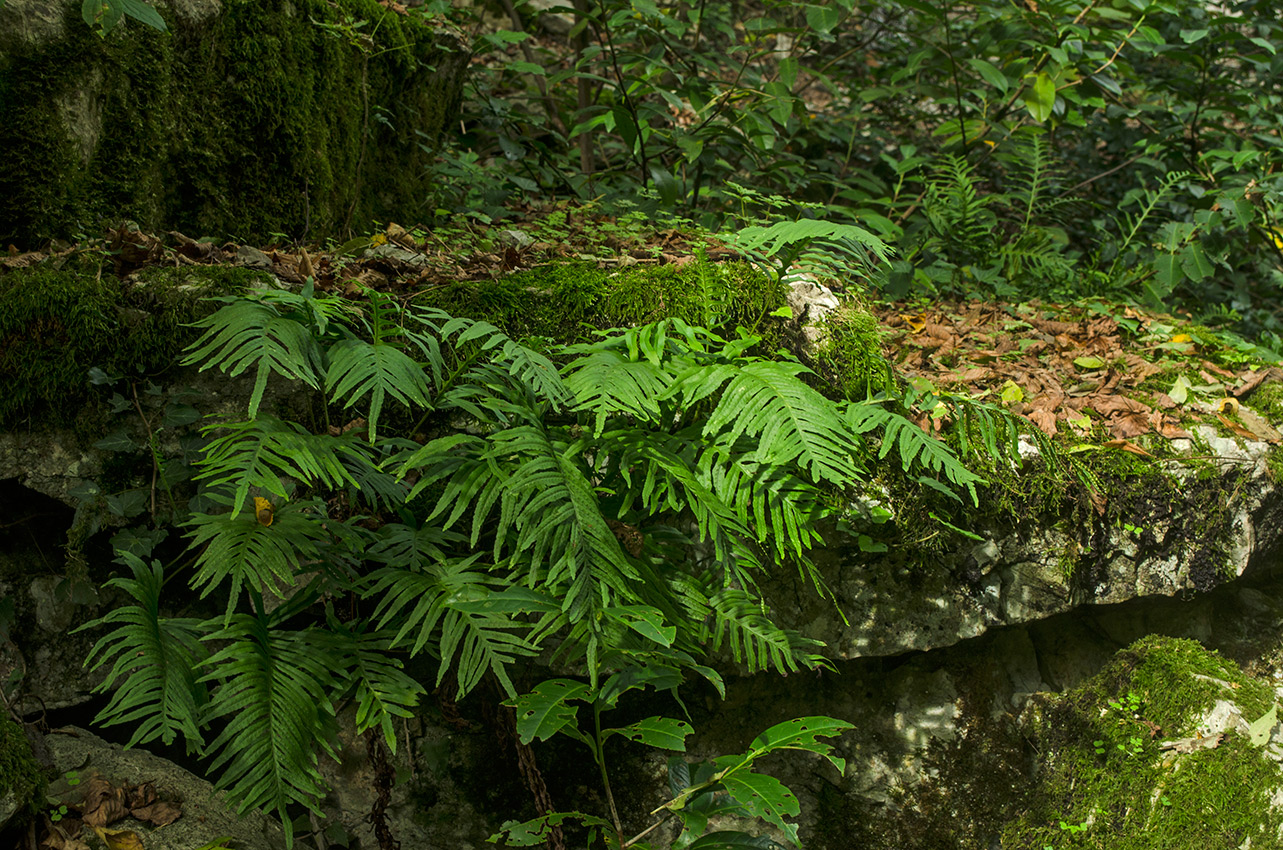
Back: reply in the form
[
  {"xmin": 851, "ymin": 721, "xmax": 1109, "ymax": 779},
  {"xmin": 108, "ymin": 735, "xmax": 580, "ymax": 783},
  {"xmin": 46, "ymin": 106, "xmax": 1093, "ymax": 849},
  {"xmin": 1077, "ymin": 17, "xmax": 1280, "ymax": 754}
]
[
  {"xmin": 234, "ymin": 244, "xmax": 272, "ymax": 270},
  {"xmin": 44, "ymin": 727, "xmax": 286, "ymax": 850}
]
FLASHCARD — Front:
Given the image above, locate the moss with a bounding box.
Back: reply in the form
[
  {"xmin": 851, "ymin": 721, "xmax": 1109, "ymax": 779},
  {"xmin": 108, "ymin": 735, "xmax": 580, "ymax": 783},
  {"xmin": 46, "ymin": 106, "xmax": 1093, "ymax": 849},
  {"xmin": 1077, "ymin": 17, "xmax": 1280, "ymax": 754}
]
[
  {"xmin": 1246, "ymin": 380, "xmax": 1283, "ymax": 422},
  {"xmin": 417, "ymin": 259, "xmax": 785, "ymax": 344},
  {"xmin": 0, "ymin": 261, "xmax": 256, "ymax": 428},
  {"xmin": 0, "ymin": 0, "xmax": 465, "ymax": 245},
  {"xmin": 0, "ymin": 712, "xmax": 43, "ymax": 816},
  {"xmin": 1002, "ymin": 636, "xmax": 1283, "ymax": 850},
  {"xmin": 815, "ymin": 304, "xmax": 893, "ymax": 398}
]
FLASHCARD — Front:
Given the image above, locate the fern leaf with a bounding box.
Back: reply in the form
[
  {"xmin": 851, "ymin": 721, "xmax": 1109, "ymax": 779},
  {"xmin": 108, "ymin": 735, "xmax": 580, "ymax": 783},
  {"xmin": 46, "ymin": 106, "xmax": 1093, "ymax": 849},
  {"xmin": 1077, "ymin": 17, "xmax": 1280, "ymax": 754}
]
[
  {"xmin": 703, "ymin": 589, "xmax": 824, "ymax": 674},
  {"xmin": 364, "ymin": 557, "xmax": 543, "ymax": 699},
  {"xmin": 182, "ymin": 298, "xmax": 323, "ymax": 419},
  {"xmin": 79, "ymin": 554, "xmax": 208, "ymax": 749},
  {"xmin": 329, "ymin": 626, "xmax": 425, "ymax": 753},
  {"xmin": 325, "ymin": 335, "xmax": 434, "ymax": 441},
  {"xmin": 564, "ymin": 350, "xmax": 670, "ymax": 434},
  {"xmin": 198, "ymin": 618, "xmax": 336, "ymax": 846},
  {"xmin": 194, "ymin": 417, "xmax": 363, "ymax": 518},
  {"xmin": 705, "ymin": 361, "xmax": 862, "ymax": 486},
  {"xmin": 846, "ymin": 401, "xmax": 986, "ymax": 504},
  {"xmin": 186, "ymin": 499, "xmax": 331, "ymax": 616}
]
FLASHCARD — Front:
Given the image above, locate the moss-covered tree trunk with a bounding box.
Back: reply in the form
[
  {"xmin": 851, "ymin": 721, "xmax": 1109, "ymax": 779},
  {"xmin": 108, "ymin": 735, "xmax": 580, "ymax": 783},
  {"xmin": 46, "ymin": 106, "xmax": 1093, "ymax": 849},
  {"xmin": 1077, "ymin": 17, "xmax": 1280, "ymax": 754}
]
[{"xmin": 0, "ymin": 0, "xmax": 467, "ymax": 246}]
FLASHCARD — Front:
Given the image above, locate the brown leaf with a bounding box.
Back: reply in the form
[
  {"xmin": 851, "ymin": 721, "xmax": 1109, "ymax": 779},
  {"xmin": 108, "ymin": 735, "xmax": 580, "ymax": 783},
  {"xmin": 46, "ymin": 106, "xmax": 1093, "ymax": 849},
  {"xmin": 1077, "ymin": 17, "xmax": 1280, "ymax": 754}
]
[
  {"xmin": 1102, "ymin": 438, "xmax": 1154, "ymax": 458},
  {"xmin": 1159, "ymin": 732, "xmax": 1224, "ymax": 754},
  {"xmin": 131, "ymin": 800, "xmax": 182, "ymax": 827},
  {"xmin": 1218, "ymin": 414, "xmax": 1271, "ymax": 442},
  {"xmin": 1109, "ymin": 412, "xmax": 1152, "ymax": 439},
  {"xmin": 80, "ymin": 776, "xmax": 129, "ymax": 828},
  {"xmin": 1026, "ymin": 408, "xmax": 1059, "ymax": 436},
  {"xmin": 1236, "ymin": 407, "xmax": 1282, "ymax": 443},
  {"xmin": 1234, "ymin": 369, "xmax": 1274, "ymax": 397}
]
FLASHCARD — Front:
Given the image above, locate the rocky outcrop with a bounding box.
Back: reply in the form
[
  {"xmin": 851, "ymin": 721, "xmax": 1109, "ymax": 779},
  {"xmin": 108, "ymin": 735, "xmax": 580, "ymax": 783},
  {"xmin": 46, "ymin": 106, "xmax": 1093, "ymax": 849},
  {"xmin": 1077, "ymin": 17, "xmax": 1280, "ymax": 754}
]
[{"xmin": 0, "ymin": 0, "xmax": 468, "ymax": 245}]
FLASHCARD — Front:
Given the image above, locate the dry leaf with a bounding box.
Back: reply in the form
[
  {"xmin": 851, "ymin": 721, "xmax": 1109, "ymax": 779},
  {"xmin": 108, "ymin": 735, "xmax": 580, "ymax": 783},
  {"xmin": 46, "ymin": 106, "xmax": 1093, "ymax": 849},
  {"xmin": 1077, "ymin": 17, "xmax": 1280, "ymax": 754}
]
[
  {"xmin": 1102, "ymin": 439, "xmax": 1154, "ymax": 458},
  {"xmin": 93, "ymin": 827, "xmax": 145, "ymax": 850},
  {"xmin": 1159, "ymin": 732, "xmax": 1224, "ymax": 754}
]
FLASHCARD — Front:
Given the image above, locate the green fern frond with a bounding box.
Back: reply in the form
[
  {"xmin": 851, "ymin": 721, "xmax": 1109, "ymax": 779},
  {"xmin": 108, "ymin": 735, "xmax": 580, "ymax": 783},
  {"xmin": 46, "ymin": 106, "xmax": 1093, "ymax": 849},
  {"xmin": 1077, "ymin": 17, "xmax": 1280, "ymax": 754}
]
[
  {"xmin": 186, "ymin": 499, "xmax": 332, "ymax": 616},
  {"xmin": 702, "ymin": 589, "xmax": 824, "ymax": 674},
  {"xmin": 846, "ymin": 400, "xmax": 986, "ymax": 504},
  {"xmin": 491, "ymin": 427, "xmax": 641, "ymax": 621},
  {"xmin": 194, "ymin": 417, "xmax": 365, "ymax": 518},
  {"xmin": 564, "ymin": 350, "xmax": 670, "ymax": 434},
  {"xmin": 437, "ymin": 315, "xmax": 571, "ymax": 407},
  {"xmin": 328, "ymin": 625, "xmax": 425, "ymax": 753},
  {"xmin": 326, "ymin": 335, "xmax": 434, "ymax": 441},
  {"xmin": 182, "ymin": 296, "xmax": 325, "ymax": 420},
  {"xmin": 198, "ymin": 617, "xmax": 337, "ymax": 847},
  {"xmin": 364, "ymin": 557, "xmax": 546, "ymax": 699},
  {"xmin": 729, "ymin": 218, "xmax": 893, "ymax": 283},
  {"xmin": 79, "ymin": 554, "xmax": 208, "ymax": 749},
  {"xmin": 704, "ymin": 361, "xmax": 862, "ymax": 486}
]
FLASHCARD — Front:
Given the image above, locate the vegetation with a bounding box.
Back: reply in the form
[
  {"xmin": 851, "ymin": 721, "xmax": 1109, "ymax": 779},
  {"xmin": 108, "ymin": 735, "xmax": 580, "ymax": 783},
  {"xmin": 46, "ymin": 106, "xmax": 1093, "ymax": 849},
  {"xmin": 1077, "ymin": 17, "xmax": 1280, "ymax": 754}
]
[{"xmin": 4, "ymin": 0, "xmax": 1283, "ymax": 846}]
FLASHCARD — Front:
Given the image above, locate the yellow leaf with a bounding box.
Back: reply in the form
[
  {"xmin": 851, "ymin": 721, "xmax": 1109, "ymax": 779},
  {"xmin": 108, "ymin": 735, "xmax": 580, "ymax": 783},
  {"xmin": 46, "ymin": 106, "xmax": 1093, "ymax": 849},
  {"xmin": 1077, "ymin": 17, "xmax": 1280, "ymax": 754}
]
[
  {"xmin": 93, "ymin": 827, "xmax": 145, "ymax": 850},
  {"xmin": 1170, "ymin": 333, "xmax": 1192, "ymax": 344},
  {"xmin": 1216, "ymin": 397, "xmax": 1240, "ymax": 415},
  {"xmin": 254, "ymin": 497, "xmax": 274, "ymax": 527},
  {"xmin": 1000, "ymin": 379, "xmax": 1024, "ymax": 404}
]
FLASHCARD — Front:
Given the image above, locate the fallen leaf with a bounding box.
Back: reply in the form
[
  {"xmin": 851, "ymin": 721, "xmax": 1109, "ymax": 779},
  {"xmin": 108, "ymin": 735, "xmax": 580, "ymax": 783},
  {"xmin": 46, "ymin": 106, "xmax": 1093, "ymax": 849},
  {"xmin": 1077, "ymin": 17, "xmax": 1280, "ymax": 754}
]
[
  {"xmin": 1103, "ymin": 439, "xmax": 1154, "ymax": 458},
  {"xmin": 1000, "ymin": 380, "xmax": 1024, "ymax": 404},
  {"xmin": 1217, "ymin": 414, "xmax": 1259, "ymax": 441},
  {"xmin": 1169, "ymin": 375, "xmax": 1192, "ymax": 405},
  {"xmin": 1248, "ymin": 704, "xmax": 1277, "ymax": 747},
  {"xmin": 1236, "ymin": 407, "xmax": 1282, "ymax": 442},
  {"xmin": 1159, "ymin": 732, "xmax": 1224, "ymax": 754},
  {"xmin": 92, "ymin": 827, "xmax": 145, "ymax": 850},
  {"xmin": 80, "ymin": 776, "xmax": 128, "ymax": 828}
]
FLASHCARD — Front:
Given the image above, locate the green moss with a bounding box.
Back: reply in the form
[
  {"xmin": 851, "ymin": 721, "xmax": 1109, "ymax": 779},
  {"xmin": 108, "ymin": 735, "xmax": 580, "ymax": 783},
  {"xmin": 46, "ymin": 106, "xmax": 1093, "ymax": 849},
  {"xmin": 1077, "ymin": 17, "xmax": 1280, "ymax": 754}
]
[
  {"xmin": 417, "ymin": 259, "xmax": 785, "ymax": 344},
  {"xmin": 0, "ymin": 0, "xmax": 464, "ymax": 245},
  {"xmin": 1246, "ymin": 380, "xmax": 1283, "ymax": 422},
  {"xmin": 1003, "ymin": 636, "xmax": 1282, "ymax": 850},
  {"xmin": 815, "ymin": 304, "xmax": 893, "ymax": 398},
  {"xmin": 0, "ymin": 261, "xmax": 257, "ymax": 428},
  {"xmin": 0, "ymin": 712, "xmax": 43, "ymax": 816}
]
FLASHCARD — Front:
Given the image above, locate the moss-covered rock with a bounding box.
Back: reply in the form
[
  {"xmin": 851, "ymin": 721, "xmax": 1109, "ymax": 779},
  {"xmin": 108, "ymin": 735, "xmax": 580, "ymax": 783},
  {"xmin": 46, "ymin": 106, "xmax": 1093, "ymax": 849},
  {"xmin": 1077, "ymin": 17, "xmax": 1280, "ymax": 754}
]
[
  {"xmin": 0, "ymin": 259, "xmax": 265, "ymax": 428},
  {"xmin": 1003, "ymin": 635, "xmax": 1283, "ymax": 849},
  {"xmin": 0, "ymin": 0, "xmax": 467, "ymax": 246},
  {"xmin": 417, "ymin": 258, "xmax": 786, "ymax": 344},
  {"xmin": 0, "ymin": 712, "xmax": 43, "ymax": 825}
]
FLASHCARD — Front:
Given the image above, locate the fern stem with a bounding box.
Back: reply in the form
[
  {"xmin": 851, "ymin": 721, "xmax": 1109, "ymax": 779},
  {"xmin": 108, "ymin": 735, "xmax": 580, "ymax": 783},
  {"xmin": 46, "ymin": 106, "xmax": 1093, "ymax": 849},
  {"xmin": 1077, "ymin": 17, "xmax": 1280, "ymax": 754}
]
[{"xmin": 593, "ymin": 702, "xmax": 626, "ymax": 848}]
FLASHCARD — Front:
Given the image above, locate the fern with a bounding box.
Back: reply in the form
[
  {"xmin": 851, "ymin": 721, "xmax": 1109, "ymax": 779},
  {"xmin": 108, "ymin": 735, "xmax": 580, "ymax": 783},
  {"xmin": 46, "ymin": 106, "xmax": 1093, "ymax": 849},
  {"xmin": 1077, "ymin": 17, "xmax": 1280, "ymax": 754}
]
[
  {"xmin": 328, "ymin": 624, "xmax": 425, "ymax": 752},
  {"xmin": 729, "ymin": 218, "xmax": 893, "ymax": 285},
  {"xmin": 198, "ymin": 616, "xmax": 337, "ymax": 846},
  {"xmin": 79, "ymin": 554, "xmax": 208, "ymax": 749},
  {"xmin": 364, "ymin": 556, "xmax": 550, "ymax": 698},
  {"xmin": 702, "ymin": 589, "xmax": 824, "ymax": 674},
  {"xmin": 846, "ymin": 400, "xmax": 986, "ymax": 504},
  {"xmin": 194, "ymin": 417, "xmax": 365, "ymax": 518},
  {"xmin": 183, "ymin": 294, "xmax": 327, "ymax": 420},
  {"xmin": 186, "ymin": 498, "xmax": 332, "ymax": 616},
  {"xmin": 703, "ymin": 360, "xmax": 862, "ymax": 486}
]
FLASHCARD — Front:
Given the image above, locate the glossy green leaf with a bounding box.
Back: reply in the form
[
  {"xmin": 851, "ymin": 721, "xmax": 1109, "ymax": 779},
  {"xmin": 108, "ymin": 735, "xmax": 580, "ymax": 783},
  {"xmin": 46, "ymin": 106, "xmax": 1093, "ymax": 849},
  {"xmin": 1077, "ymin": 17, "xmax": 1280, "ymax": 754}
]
[{"xmin": 510, "ymin": 679, "xmax": 591, "ymax": 744}]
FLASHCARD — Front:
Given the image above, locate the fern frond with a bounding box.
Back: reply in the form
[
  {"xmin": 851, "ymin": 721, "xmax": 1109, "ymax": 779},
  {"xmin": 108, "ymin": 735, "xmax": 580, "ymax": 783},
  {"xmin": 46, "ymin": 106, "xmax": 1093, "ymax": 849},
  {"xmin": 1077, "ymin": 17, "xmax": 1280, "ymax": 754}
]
[
  {"xmin": 198, "ymin": 617, "xmax": 336, "ymax": 847},
  {"xmin": 364, "ymin": 557, "xmax": 548, "ymax": 699},
  {"xmin": 492, "ymin": 426, "xmax": 641, "ymax": 621},
  {"xmin": 846, "ymin": 401, "xmax": 986, "ymax": 504},
  {"xmin": 186, "ymin": 499, "xmax": 331, "ymax": 616},
  {"xmin": 702, "ymin": 589, "xmax": 824, "ymax": 674},
  {"xmin": 704, "ymin": 361, "xmax": 862, "ymax": 486},
  {"xmin": 326, "ymin": 335, "xmax": 434, "ymax": 441},
  {"xmin": 182, "ymin": 297, "xmax": 324, "ymax": 419},
  {"xmin": 79, "ymin": 554, "xmax": 208, "ymax": 749},
  {"xmin": 729, "ymin": 218, "xmax": 893, "ymax": 283},
  {"xmin": 437, "ymin": 315, "xmax": 571, "ymax": 408},
  {"xmin": 194, "ymin": 417, "xmax": 364, "ymax": 518},
  {"xmin": 328, "ymin": 625, "xmax": 425, "ymax": 753},
  {"xmin": 564, "ymin": 350, "xmax": 670, "ymax": 434}
]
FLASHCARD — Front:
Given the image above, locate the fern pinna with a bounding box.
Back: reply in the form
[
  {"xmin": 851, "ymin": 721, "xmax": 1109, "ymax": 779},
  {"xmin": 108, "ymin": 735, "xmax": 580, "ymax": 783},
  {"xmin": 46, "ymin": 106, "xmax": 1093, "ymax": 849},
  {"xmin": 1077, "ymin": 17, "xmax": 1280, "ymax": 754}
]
[{"xmin": 80, "ymin": 281, "xmax": 980, "ymax": 844}]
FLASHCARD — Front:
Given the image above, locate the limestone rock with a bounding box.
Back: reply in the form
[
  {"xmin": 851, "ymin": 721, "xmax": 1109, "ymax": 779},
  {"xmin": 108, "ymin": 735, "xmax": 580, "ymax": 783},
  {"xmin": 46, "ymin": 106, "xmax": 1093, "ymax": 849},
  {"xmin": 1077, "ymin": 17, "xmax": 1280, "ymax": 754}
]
[{"xmin": 44, "ymin": 728, "xmax": 286, "ymax": 850}]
